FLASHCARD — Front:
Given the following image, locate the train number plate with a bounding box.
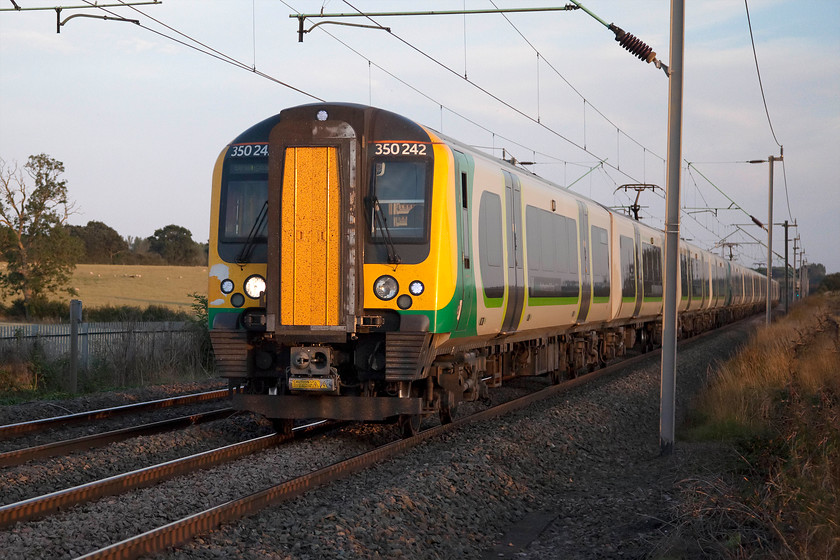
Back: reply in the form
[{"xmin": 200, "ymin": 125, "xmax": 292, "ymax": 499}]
[{"xmin": 289, "ymin": 378, "xmax": 334, "ymax": 391}]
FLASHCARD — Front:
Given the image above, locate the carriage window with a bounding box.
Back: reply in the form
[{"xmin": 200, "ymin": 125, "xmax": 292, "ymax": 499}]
[
  {"xmin": 369, "ymin": 160, "xmax": 429, "ymax": 242},
  {"xmin": 591, "ymin": 225, "xmax": 609, "ymax": 298},
  {"xmin": 479, "ymin": 192, "xmax": 504, "ymax": 299},
  {"xmin": 642, "ymin": 242, "xmax": 663, "ymax": 298},
  {"xmin": 620, "ymin": 235, "xmax": 635, "ymax": 299},
  {"xmin": 524, "ymin": 205, "xmax": 579, "ymax": 300}
]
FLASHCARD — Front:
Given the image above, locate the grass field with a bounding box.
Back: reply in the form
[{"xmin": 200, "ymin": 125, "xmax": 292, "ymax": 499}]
[{"xmin": 1, "ymin": 264, "xmax": 208, "ymax": 311}]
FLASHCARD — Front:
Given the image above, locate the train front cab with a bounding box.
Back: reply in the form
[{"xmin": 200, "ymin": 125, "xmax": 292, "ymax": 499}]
[{"xmin": 209, "ymin": 104, "xmax": 468, "ymax": 432}]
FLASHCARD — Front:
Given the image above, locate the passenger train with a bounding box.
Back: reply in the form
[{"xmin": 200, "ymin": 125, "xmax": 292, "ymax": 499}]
[{"xmin": 208, "ymin": 103, "xmax": 778, "ymax": 436}]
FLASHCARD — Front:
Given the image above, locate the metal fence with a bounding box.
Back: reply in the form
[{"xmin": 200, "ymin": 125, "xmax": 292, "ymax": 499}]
[
  {"xmin": 0, "ymin": 322, "xmax": 191, "ymax": 367},
  {"xmin": 0, "ymin": 321, "xmax": 209, "ymax": 390}
]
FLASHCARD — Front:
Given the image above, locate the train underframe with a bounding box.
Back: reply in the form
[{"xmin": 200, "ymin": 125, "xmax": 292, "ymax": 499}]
[{"xmin": 221, "ymin": 303, "xmax": 762, "ymax": 437}]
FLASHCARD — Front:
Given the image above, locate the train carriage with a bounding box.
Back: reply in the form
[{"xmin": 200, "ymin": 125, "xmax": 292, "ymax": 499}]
[{"xmin": 208, "ymin": 103, "xmax": 776, "ymax": 436}]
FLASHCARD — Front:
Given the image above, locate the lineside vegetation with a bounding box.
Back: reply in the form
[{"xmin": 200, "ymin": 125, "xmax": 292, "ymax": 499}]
[
  {"xmin": 0, "ymin": 264, "xmax": 213, "ymax": 401},
  {"xmin": 679, "ymin": 293, "xmax": 839, "ymax": 558}
]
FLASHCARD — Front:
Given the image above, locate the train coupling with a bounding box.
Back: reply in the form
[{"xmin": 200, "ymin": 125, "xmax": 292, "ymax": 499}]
[{"xmin": 287, "ymin": 346, "xmax": 340, "ymax": 394}]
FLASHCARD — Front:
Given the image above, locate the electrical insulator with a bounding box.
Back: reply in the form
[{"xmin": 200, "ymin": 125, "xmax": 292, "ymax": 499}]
[{"xmin": 609, "ymin": 24, "xmax": 656, "ymax": 64}]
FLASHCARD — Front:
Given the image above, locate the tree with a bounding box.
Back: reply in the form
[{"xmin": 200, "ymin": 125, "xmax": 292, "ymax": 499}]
[
  {"xmin": 817, "ymin": 272, "xmax": 840, "ymax": 293},
  {"xmin": 68, "ymin": 220, "xmax": 129, "ymax": 264},
  {"xmin": 804, "ymin": 263, "xmax": 826, "ymax": 291},
  {"xmin": 0, "ymin": 154, "xmax": 82, "ymax": 317},
  {"xmin": 147, "ymin": 224, "xmax": 200, "ymax": 265}
]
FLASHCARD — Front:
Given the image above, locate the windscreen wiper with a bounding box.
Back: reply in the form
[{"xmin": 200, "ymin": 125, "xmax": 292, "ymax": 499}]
[
  {"xmin": 366, "ymin": 195, "xmax": 401, "ymax": 265},
  {"xmin": 236, "ymin": 200, "xmax": 268, "ymax": 265}
]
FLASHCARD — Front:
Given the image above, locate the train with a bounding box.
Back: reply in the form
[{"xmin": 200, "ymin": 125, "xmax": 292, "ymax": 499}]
[{"xmin": 208, "ymin": 103, "xmax": 779, "ymax": 437}]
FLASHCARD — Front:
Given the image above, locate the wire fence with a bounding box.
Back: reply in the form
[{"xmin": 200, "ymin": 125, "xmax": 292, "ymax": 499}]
[{"xmin": 0, "ymin": 321, "xmax": 213, "ymax": 391}]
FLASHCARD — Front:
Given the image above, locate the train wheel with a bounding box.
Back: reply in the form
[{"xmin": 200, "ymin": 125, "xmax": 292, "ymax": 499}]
[
  {"xmin": 399, "ymin": 414, "xmax": 421, "ymax": 438},
  {"xmin": 439, "ymin": 390, "xmax": 457, "ymax": 425},
  {"xmin": 549, "ymin": 368, "xmax": 561, "ymax": 385},
  {"xmin": 271, "ymin": 419, "xmax": 294, "ymax": 436}
]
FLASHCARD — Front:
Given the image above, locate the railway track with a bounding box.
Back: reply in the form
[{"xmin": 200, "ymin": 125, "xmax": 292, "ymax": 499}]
[
  {"xmin": 0, "ymin": 388, "xmax": 230, "ymax": 440},
  {"xmin": 0, "ymin": 420, "xmax": 335, "ymax": 530},
  {"xmin": 75, "ymin": 349, "xmax": 654, "ymax": 560},
  {"xmin": 0, "ymin": 407, "xmax": 235, "ymax": 468},
  {"xmin": 0, "ymin": 360, "xmax": 609, "ymax": 559}
]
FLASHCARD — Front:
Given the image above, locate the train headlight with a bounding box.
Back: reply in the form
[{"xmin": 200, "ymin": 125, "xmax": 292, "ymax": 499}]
[
  {"xmin": 408, "ymin": 280, "xmax": 424, "ymax": 296},
  {"xmin": 244, "ymin": 275, "xmax": 266, "ymax": 299},
  {"xmin": 374, "ymin": 275, "xmax": 399, "ymax": 301},
  {"xmin": 220, "ymin": 279, "xmax": 234, "ymax": 294}
]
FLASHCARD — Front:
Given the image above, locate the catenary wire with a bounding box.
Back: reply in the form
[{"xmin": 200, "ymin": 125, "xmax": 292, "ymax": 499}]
[
  {"xmin": 487, "ymin": 0, "xmax": 664, "ymax": 162},
  {"xmin": 744, "ymin": 0, "xmax": 782, "ymax": 148},
  {"xmin": 90, "ymin": 0, "xmax": 776, "ymax": 265},
  {"xmin": 335, "ymin": 0, "xmax": 765, "ymax": 254},
  {"xmin": 82, "ymin": 0, "xmax": 325, "ymax": 101},
  {"xmin": 326, "ymin": 1, "xmax": 777, "ymax": 266},
  {"xmin": 339, "ymin": 0, "xmax": 648, "ymax": 186},
  {"xmin": 745, "ymin": 0, "xmax": 793, "ymax": 223}
]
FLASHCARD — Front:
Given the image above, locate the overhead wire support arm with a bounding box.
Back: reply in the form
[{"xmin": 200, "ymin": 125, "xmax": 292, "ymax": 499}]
[
  {"xmin": 290, "ymin": 5, "xmax": 581, "ymax": 42},
  {"xmin": 1, "ymin": 2, "xmax": 162, "ymax": 32},
  {"xmin": 56, "ymin": 11, "xmax": 139, "ymax": 33},
  {"xmin": 296, "ymin": 18, "xmax": 390, "ymax": 42}
]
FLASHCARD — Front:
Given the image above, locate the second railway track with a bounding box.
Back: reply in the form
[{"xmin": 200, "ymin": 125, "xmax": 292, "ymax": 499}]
[
  {"xmin": 0, "ymin": 388, "xmax": 230, "ymax": 440},
  {"xmin": 0, "ymin": 407, "xmax": 235, "ymax": 468}
]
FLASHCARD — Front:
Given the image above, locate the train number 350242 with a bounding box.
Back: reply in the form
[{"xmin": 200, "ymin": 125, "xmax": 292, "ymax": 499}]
[
  {"xmin": 230, "ymin": 144, "xmax": 269, "ymax": 157},
  {"xmin": 373, "ymin": 142, "xmax": 428, "ymax": 156}
]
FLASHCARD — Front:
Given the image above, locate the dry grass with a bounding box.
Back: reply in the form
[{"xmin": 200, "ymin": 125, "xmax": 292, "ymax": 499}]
[
  {"xmin": 0, "ymin": 264, "xmax": 207, "ymax": 311},
  {"xmin": 679, "ymin": 293, "xmax": 840, "ymax": 558},
  {"xmin": 696, "ymin": 296, "xmax": 840, "ymax": 431}
]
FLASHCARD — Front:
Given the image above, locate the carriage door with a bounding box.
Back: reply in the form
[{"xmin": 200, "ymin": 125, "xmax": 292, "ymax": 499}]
[
  {"xmin": 279, "ymin": 146, "xmax": 342, "ymax": 326},
  {"xmin": 501, "ymin": 171, "xmax": 524, "ymax": 333},
  {"xmin": 453, "ymin": 151, "xmax": 475, "ymax": 334},
  {"xmin": 576, "ymin": 201, "xmax": 592, "ymax": 323}
]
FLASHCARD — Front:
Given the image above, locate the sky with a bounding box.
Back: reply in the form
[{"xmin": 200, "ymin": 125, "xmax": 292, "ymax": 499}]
[{"xmin": 1, "ymin": 1, "xmax": 838, "ymax": 273}]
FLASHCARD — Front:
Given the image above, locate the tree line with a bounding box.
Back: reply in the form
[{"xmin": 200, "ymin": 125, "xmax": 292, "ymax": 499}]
[
  {"xmin": 68, "ymin": 221, "xmax": 208, "ymax": 266},
  {"xmin": 1, "ymin": 153, "xmax": 207, "ymax": 318},
  {"xmin": 3, "ymin": 153, "xmax": 837, "ymax": 319}
]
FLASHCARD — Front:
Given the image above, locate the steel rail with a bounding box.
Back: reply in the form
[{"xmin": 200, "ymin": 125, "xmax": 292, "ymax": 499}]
[
  {"xmin": 0, "ymin": 408, "xmax": 235, "ymax": 468},
  {"xmin": 75, "ymin": 316, "xmax": 758, "ymax": 560},
  {"xmin": 0, "ymin": 388, "xmax": 230, "ymax": 440},
  {"xmin": 0, "ymin": 433, "xmax": 285, "ymax": 530},
  {"xmin": 0, "ymin": 420, "xmax": 335, "ymax": 530}
]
